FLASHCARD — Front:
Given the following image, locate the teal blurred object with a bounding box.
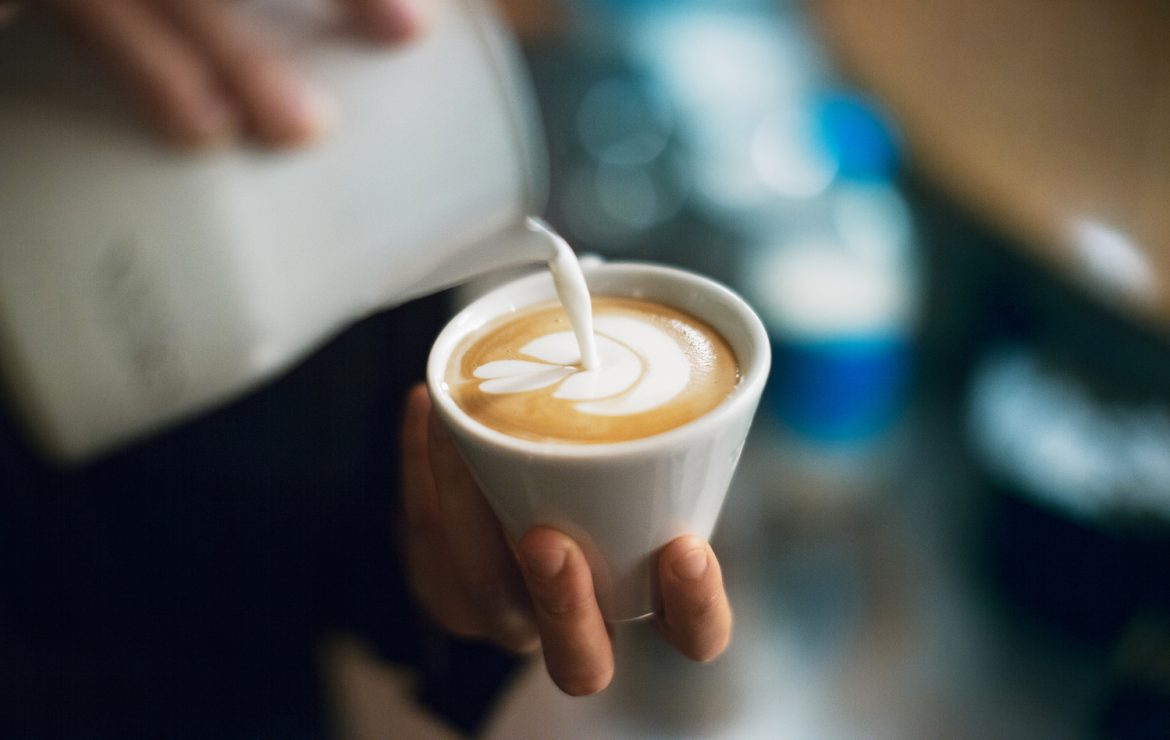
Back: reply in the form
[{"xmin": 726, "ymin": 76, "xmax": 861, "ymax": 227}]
[
  {"xmin": 816, "ymin": 92, "xmax": 902, "ymax": 183},
  {"xmin": 771, "ymin": 335, "xmax": 911, "ymax": 445}
]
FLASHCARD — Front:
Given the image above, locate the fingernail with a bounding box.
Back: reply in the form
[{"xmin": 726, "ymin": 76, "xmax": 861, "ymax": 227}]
[
  {"xmin": 673, "ymin": 548, "xmax": 709, "ymax": 581},
  {"xmin": 284, "ymin": 82, "xmax": 335, "ymax": 142},
  {"xmin": 367, "ymin": 0, "xmax": 426, "ymax": 42},
  {"xmin": 262, "ymin": 77, "xmax": 335, "ymax": 147},
  {"xmin": 523, "ymin": 546, "xmax": 567, "ymax": 580}
]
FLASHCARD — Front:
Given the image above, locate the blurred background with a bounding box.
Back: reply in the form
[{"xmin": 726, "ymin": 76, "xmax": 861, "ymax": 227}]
[
  {"xmin": 3, "ymin": 0, "xmax": 1170, "ymax": 737},
  {"xmin": 477, "ymin": 0, "xmax": 1170, "ymax": 737}
]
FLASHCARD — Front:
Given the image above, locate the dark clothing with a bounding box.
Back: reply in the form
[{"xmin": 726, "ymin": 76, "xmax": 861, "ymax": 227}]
[{"xmin": 0, "ymin": 298, "xmax": 512, "ymax": 738}]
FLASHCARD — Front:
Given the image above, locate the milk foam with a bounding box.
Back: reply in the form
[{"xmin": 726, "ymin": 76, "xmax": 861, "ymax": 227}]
[
  {"xmin": 473, "ymin": 315, "xmax": 691, "ymax": 416},
  {"xmin": 449, "ymin": 296, "xmax": 738, "ymax": 444}
]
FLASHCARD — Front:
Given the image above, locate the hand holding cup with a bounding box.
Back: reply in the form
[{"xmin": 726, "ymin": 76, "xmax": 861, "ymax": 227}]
[
  {"xmin": 407, "ymin": 261, "xmax": 770, "ymax": 695},
  {"xmin": 401, "ymin": 384, "xmax": 733, "ymax": 696}
]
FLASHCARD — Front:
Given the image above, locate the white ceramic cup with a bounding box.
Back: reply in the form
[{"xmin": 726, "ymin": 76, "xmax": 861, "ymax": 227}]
[{"xmin": 427, "ymin": 262, "xmax": 770, "ymax": 621}]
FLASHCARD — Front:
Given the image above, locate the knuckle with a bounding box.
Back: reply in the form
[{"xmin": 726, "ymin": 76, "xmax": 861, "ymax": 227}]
[
  {"xmin": 416, "ymin": 591, "xmax": 481, "ymax": 640},
  {"xmin": 536, "ymin": 590, "xmax": 593, "ymax": 621},
  {"xmin": 680, "ymin": 588, "xmax": 724, "ymax": 621}
]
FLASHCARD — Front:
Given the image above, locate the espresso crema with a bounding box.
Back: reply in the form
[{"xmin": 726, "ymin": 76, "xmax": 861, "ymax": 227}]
[{"xmin": 445, "ymin": 296, "xmax": 739, "ymax": 444}]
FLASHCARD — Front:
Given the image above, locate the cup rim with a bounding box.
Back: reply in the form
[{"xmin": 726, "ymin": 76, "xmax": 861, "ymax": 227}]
[{"xmin": 427, "ymin": 261, "xmax": 771, "ymax": 459}]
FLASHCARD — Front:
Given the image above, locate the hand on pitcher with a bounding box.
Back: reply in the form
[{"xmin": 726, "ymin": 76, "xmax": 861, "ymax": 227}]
[
  {"xmin": 38, "ymin": 0, "xmax": 426, "ymax": 147},
  {"xmin": 400, "ymin": 384, "xmax": 733, "ymax": 696}
]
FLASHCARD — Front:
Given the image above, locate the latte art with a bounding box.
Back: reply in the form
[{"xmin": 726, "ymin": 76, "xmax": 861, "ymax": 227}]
[
  {"xmin": 473, "ymin": 315, "xmax": 692, "ymax": 415},
  {"xmin": 447, "ymin": 297, "xmax": 739, "ymax": 444}
]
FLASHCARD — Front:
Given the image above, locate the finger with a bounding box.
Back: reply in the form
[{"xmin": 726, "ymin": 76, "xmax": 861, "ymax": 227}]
[
  {"xmin": 428, "ymin": 404, "xmax": 537, "ymax": 651},
  {"xmin": 400, "ymin": 384, "xmax": 481, "ymax": 638},
  {"xmin": 52, "ymin": 0, "xmax": 236, "ymax": 147},
  {"xmin": 655, "ymin": 536, "xmax": 732, "ymax": 662},
  {"xmin": 518, "ymin": 527, "xmax": 613, "ymax": 696},
  {"xmin": 339, "ymin": 0, "xmax": 427, "ymax": 43},
  {"xmin": 160, "ymin": 0, "xmax": 332, "ymax": 148}
]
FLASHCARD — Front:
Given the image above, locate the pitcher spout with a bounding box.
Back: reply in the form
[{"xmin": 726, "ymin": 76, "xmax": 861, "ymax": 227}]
[{"xmin": 394, "ymin": 217, "xmax": 563, "ymax": 306}]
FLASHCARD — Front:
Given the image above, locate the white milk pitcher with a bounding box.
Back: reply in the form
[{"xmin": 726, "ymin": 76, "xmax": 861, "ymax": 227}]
[{"xmin": 0, "ymin": 0, "xmax": 548, "ymax": 461}]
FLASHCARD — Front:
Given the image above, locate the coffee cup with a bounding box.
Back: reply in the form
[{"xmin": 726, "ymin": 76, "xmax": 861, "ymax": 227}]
[{"xmin": 427, "ymin": 262, "xmax": 770, "ymax": 621}]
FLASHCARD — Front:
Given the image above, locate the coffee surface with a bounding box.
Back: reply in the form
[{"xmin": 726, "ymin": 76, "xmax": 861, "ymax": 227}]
[{"xmin": 446, "ymin": 296, "xmax": 739, "ymax": 443}]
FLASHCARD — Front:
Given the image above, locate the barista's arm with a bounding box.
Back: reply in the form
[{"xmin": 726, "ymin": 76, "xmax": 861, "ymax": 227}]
[
  {"xmin": 400, "ymin": 385, "xmax": 732, "ymax": 696},
  {"xmin": 32, "ymin": 0, "xmax": 425, "ymax": 148},
  {"xmin": 814, "ymin": 0, "xmax": 1170, "ymax": 324}
]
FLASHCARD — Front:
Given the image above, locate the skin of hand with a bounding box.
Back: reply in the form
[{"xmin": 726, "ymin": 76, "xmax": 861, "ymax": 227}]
[
  {"xmin": 35, "ymin": 0, "xmax": 427, "ymax": 148},
  {"xmin": 400, "ymin": 384, "xmax": 733, "ymax": 696}
]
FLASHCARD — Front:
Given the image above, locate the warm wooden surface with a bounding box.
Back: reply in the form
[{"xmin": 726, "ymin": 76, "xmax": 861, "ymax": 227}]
[{"xmin": 813, "ymin": 0, "xmax": 1170, "ymax": 329}]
